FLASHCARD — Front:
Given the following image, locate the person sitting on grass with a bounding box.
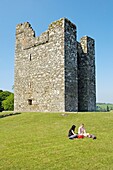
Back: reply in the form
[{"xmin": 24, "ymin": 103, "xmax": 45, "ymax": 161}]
[
  {"xmin": 68, "ymin": 125, "xmax": 78, "ymax": 139},
  {"xmin": 78, "ymin": 123, "xmax": 89, "ymax": 137},
  {"xmin": 78, "ymin": 123, "xmax": 96, "ymax": 139}
]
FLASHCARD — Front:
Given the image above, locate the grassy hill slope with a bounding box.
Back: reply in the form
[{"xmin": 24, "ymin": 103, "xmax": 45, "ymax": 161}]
[{"xmin": 0, "ymin": 112, "xmax": 113, "ymax": 169}]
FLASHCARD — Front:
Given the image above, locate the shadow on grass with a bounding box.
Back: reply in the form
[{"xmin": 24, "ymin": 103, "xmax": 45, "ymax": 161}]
[{"xmin": 0, "ymin": 112, "xmax": 21, "ymax": 119}]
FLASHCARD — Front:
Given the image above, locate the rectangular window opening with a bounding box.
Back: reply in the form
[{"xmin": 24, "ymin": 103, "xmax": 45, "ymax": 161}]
[{"xmin": 28, "ymin": 99, "xmax": 32, "ymax": 105}]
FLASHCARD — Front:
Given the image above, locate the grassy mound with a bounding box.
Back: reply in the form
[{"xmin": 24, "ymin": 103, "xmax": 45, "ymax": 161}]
[{"xmin": 0, "ymin": 112, "xmax": 113, "ymax": 169}]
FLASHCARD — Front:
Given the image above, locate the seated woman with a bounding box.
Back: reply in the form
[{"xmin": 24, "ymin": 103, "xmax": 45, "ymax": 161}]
[
  {"xmin": 78, "ymin": 123, "xmax": 89, "ymax": 137},
  {"xmin": 68, "ymin": 125, "xmax": 78, "ymax": 139},
  {"xmin": 78, "ymin": 123, "xmax": 96, "ymax": 139}
]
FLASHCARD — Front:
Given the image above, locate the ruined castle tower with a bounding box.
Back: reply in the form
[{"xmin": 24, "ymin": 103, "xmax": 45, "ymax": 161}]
[{"xmin": 14, "ymin": 18, "xmax": 96, "ymax": 112}]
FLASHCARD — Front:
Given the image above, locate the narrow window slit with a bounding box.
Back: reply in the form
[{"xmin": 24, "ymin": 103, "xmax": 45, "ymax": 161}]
[
  {"xmin": 29, "ymin": 54, "xmax": 31, "ymax": 61},
  {"xmin": 29, "ymin": 82, "xmax": 31, "ymax": 88}
]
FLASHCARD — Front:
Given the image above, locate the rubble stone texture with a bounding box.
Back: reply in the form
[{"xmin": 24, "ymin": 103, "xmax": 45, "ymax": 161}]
[{"xmin": 14, "ymin": 18, "xmax": 96, "ymax": 112}]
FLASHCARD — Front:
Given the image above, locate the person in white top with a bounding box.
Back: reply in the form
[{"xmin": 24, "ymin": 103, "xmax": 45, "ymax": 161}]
[
  {"xmin": 78, "ymin": 123, "xmax": 89, "ymax": 137},
  {"xmin": 78, "ymin": 123, "xmax": 97, "ymax": 139}
]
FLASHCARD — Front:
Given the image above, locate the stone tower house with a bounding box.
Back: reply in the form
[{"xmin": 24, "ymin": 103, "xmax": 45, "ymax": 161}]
[{"xmin": 14, "ymin": 18, "xmax": 96, "ymax": 112}]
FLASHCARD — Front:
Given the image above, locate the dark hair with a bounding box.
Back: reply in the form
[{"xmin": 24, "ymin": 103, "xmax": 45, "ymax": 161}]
[{"xmin": 71, "ymin": 125, "xmax": 76, "ymax": 131}]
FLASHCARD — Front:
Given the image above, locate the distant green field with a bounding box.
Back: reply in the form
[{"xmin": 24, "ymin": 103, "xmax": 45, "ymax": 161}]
[
  {"xmin": 0, "ymin": 112, "xmax": 113, "ymax": 169},
  {"xmin": 96, "ymin": 103, "xmax": 113, "ymax": 111}
]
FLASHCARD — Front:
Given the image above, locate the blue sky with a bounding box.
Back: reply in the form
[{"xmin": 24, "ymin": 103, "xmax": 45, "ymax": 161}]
[{"xmin": 0, "ymin": 0, "xmax": 113, "ymax": 103}]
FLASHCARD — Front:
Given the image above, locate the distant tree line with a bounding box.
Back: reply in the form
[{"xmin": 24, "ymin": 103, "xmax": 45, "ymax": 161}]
[
  {"xmin": 96, "ymin": 103, "xmax": 113, "ymax": 112},
  {"xmin": 0, "ymin": 90, "xmax": 14, "ymax": 112}
]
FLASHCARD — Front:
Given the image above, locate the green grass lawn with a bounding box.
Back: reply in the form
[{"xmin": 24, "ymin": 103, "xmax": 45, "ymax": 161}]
[{"xmin": 0, "ymin": 111, "xmax": 113, "ymax": 170}]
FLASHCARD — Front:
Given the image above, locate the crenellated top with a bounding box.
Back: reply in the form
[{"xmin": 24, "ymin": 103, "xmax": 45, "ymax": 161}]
[
  {"xmin": 80, "ymin": 36, "xmax": 95, "ymax": 54},
  {"xmin": 49, "ymin": 18, "xmax": 64, "ymax": 30},
  {"xmin": 15, "ymin": 18, "xmax": 77, "ymax": 51},
  {"xmin": 16, "ymin": 22, "xmax": 35, "ymax": 37},
  {"xmin": 15, "ymin": 22, "xmax": 49, "ymax": 50}
]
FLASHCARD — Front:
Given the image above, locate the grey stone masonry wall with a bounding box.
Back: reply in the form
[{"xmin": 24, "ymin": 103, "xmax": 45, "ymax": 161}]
[
  {"xmin": 14, "ymin": 18, "xmax": 96, "ymax": 112},
  {"xmin": 78, "ymin": 36, "xmax": 96, "ymax": 111},
  {"xmin": 64, "ymin": 20, "xmax": 78, "ymax": 111},
  {"xmin": 15, "ymin": 19, "xmax": 65, "ymax": 112}
]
